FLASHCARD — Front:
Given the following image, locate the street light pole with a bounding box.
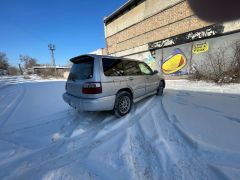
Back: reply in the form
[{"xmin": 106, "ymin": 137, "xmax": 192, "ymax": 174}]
[
  {"xmin": 18, "ymin": 64, "xmax": 23, "ymax": 75},
  {"xmin": 48, "ymin": 43, "xmax": 56, "ymax": 72}
]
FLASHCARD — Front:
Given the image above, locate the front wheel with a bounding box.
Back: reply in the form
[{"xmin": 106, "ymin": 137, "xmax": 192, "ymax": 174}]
[
  {"xmin": 114, "ymin": 91, "xmax": 132, "ymax": 118},
  {"xmin": 157, "ymin": 81, "xmax": 164, "ymax": 96}
]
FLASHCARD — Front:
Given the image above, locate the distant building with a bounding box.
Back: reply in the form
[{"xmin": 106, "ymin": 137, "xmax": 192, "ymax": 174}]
[
  {"xmin": 32, "ymin": 65, "xmax": 70, "ymax": 70},
  {"xmin": 89, "ymin": 48, "xmax": 107, "ymax": 55},
  {"xmin": 0, "ymin": 69, "xmax": 8, "ymax": 75},
  {"xmin": 104, "ymin": 0, "xmax": 240, "ymax": 77},
  {"xmin": 32, "ymin": 66, "xmax": 71, "ymax": 79}
]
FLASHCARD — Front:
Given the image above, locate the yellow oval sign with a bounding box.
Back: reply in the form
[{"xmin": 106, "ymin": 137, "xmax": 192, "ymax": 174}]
[
  {"xmin": 162, "ymin": 51, "xmax": 187, "ymax": 75},
  {"xmin": 192, "ymin": 42, "xmax": 209, "ymax": 54}
]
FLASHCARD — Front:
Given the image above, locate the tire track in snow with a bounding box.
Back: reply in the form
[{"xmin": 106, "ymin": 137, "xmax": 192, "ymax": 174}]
[
  {"xmin": 3, "ymin": 90, "xmax": 239, "ymax": 179},
  {"xmin": 57, "ymin": 111, "xmax": 111, "ymax": 139},
  {"xmin": 1, "ymin": 94, "xmax": 210, "ymax": 179},
  {"xmin": 161, "ymin": 92, "xmax": 240, "ymax": 179},
  {"xmin": 0, "ymin": 110, "xmax": 77, "ymax": 135},
  {"xmin": 122, "ymin": 122, "xmax": 160, "ymax": 180},
  {"xmin": 147, "ymin": 109, "xmax": 184, "ymax": 179},
  {"xmin": 0, "ymin": 84, "xmax": 12, "ymax": 92},
  {"xmin": 0, "ymin": 84, "xmax": 26, "ymax": 128},
  {"xmin": 0, "ymin": 96, "xmax": 159, "ymax": 179},
  {"xmin": 173, "ymin": 90, "xmax": 240, "ymax": 125},
  {"xmin": 0, "ymin": 85, "xmax": 19, "ymax": 102},
  {"xmin": 166, "ymin": 90, "xmax": 240, "ymax": 165},
  {"xmin": 158, "ymin": 99, "xmax": 210, "ymax": 179},
  {"xmin": 170, "ymin": 114, "xmax": 240, "ymax": 170}
]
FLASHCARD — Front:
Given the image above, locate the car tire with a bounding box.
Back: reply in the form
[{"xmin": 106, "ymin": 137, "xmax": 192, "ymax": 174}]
[
  {"xmin": 114, "ymin": 91, "xmax": 133, "ymax": 117},
  {"xmin": 157, "ymin": 81, "xmax": 164, "ymax": 96}
]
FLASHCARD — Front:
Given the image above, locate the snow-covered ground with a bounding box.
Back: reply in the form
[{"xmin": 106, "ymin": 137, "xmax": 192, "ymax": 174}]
[
  {"xmin": 166, "ymin": 79, "xmax": 240, "ymax": 94},
  {"xmin": 0, "ymin": 76, "xmax": 240, "ymax": 180},
  {"xmin": 0, "ymin": 75, "xmax": 64, "ymax": 89}
]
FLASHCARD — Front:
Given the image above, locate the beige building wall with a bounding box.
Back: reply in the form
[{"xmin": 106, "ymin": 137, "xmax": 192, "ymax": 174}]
[
  {"xmin": 104, "ymin": 0, "xmax": 212, "ymax": 55},
  {"xmin": 144, "ymin": 0, "xmax": 183, "ymax": 18},
  {"xmin": 105, "ymin": 0, "xmax": 183, "ymax": 37},
  {"xmin": 105, "ymin": 2, "xmax": 146, "ymax": 37}
]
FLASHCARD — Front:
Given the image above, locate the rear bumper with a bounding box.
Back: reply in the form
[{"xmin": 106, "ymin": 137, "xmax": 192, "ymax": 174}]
[{"xmin": 63, "ymin": 93, "xmax": 116, "ymax": 111}]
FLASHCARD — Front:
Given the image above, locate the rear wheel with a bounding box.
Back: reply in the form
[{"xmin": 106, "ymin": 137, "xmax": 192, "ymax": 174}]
[
  {"xmin": 114, "ymin": 91, "xmax": 132, "ymax": 117},
  {"xmin": 157, "ymin": 81, "xmax": 164, "ymax": 96}
]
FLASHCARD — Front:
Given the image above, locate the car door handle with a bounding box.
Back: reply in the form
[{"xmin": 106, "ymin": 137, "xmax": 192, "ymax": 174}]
[{"xmin": 129, "ymin": 77, "xmax": 134, "ymax": 81}]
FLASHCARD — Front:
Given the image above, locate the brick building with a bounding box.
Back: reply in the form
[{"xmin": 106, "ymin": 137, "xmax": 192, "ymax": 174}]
[{"xmin": 104, "ymin": 0, "xmax": 240, "ymax": 77}]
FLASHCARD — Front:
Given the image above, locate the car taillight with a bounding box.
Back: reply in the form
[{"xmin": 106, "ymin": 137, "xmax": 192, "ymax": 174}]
[{"xmin": 82, "ymin": 82, "xmax": 102, "ymax": 94}]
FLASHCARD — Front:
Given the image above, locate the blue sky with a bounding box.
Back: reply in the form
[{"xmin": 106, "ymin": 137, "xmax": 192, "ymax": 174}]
[{"xmin": 0, "ymin": 0, "xmax": 127, "ymax": 66}]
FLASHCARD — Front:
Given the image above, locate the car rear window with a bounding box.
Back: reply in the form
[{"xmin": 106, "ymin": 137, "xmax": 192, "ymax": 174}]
[{"xmin": 68, "ymin": 56, "xmax": 94, "ymax": 80}]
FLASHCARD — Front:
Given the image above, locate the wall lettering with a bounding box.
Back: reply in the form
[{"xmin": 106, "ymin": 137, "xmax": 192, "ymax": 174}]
[{"xmin": 149, "ymin": 24, "xmax": 224, "ymax": 50}]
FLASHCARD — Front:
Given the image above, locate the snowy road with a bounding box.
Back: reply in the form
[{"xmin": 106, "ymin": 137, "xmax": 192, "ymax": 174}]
[{"xmin": 0, "ymin": 77, "xmax": 240, "ymax": 179}]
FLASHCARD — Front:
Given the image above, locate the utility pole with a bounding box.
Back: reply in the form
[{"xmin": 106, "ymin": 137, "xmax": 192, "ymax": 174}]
[{"xmin": 48, "ymin": 43, "xmax": 56, "ymax": 67}]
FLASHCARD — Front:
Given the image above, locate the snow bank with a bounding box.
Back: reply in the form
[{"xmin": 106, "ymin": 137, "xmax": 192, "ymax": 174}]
[
  {"xmin": 0, "ymin": 75, "xmax": 65, "ymax": 88},
  {"xmin": 166, "ymin": 79, "xmax": 240, "ymax": 95}
]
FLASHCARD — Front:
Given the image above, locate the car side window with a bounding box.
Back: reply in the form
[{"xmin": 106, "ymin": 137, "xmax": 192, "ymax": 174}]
[
  {"xmin": 138, "ymin": 63, "xmax": 153, "ymax": 75},
  {"xmin": 102, "ymin": 58, "xmax": 124, "ymax": 76},
  {"xmin": 123, "ymin": 60, "xmax": 142, "ymax": 76}
]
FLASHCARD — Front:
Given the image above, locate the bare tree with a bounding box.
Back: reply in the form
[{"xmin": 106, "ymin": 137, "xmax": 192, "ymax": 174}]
[
  {"xmin": 231, "ymin": 41, "xmax": 240, "ymax": 77},
  {"xmin": 8, "ymin": 66, "xmax": 19, "ymax": 75},
  {"xmin": 205, "ymin": 47, "xmax": 228, "ymax": 82},
  {"xmin": 0, "ymin": 52, "xmax": 9, "ymax": 70},
  {"xmin": 190, "ymin": 42, "xmax": 240, "ymax": 84},
  {"xmin": 20, "ymin": 55, "xmax": 38, "ymax": 69}
]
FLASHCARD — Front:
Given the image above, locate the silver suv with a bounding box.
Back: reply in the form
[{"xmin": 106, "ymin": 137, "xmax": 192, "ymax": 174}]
[{"xmin": 63, "ymin": 54, "xmax": 165, "ymax": 117}]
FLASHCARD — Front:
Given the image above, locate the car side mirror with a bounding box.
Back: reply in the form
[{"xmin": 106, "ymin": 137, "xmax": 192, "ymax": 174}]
[{"xmin": 152, "ymin": 70, "xmax": 158, "ymax": 75}]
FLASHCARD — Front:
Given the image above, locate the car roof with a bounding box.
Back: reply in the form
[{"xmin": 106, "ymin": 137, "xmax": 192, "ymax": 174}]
[{"xmin": 70, "ymin": 54, "xmax": 142, "ymax": 63}]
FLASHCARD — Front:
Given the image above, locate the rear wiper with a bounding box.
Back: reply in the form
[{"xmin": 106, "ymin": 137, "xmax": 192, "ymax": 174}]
[
  {"xmin": 69, "ymin": 74, "xmax": 77, "ymax": 81},
  {"xmin": 72, "ymin": 76, "xmax": 77, "ymax": 81}
]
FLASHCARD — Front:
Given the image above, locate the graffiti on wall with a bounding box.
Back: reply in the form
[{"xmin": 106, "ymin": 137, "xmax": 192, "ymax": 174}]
[
  {"xmin": 125, "ymin": 52, "xmax": 158, "ymax": 70},
  {"xmin": 148, "ymin": 38, "xmax": 175, "ymax": 50},
  {"xmin": 149, "ymin": 24, "xmax": 224, "ymax": 50},
  {"xmin": 186, "ymin": 28, "xmax": 219, "ymax": 41},
  {"xmin": 192, "ymin": 42, "xmax": 209, "ymax": 54},
  {"xmin": 145, "ymin": 55, "xmax": 157, "ymax": 70},
  {"xmin": 162, "ymin": 48, "xmax": 187, "ymax": 75}
]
